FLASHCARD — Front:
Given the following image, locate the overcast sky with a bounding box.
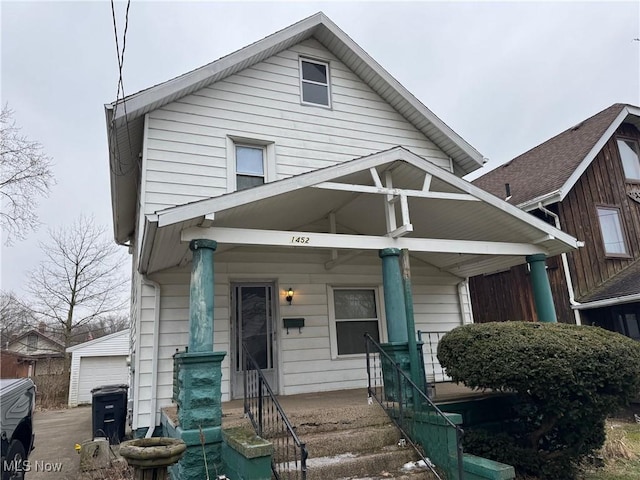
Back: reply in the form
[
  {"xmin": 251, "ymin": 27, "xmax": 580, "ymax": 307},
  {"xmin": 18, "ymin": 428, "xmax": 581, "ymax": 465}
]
[{"xmin": 1, "ymin": 1, "xmax": 639, "ymax": 298}]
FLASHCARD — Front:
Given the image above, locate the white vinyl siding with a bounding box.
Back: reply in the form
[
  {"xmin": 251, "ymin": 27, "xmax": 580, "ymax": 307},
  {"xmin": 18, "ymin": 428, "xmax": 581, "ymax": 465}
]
[
  {"xmin": 131, "ymin": 251, "xmax": 465, "ymax": 428},
  {"xmin": 143, "ymin": 38, "xmax": 451, "ymax": 214}
]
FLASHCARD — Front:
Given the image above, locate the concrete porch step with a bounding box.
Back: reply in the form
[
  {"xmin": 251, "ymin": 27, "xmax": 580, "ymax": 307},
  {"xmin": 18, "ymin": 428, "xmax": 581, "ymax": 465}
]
[
  {"xmin": 304, "ymin": 423, "xmax": 400, "ymax": 458},
  {"xmin": 302, "ymin": 446, "xmax": 431, "ymax": 480}
]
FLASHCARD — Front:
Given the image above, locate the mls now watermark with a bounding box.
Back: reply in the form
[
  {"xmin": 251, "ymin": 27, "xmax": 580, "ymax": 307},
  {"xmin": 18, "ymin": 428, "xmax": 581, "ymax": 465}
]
[{"xmin": 3, "ymin": 459, "xmax": 63, "ymax": 473}]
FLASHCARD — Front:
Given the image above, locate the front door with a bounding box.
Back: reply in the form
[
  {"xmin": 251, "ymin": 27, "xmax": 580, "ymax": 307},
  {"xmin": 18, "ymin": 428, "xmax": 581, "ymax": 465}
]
[{"xmin": 231, "ymin": 283, "xmax": 277, "ymax": 398}]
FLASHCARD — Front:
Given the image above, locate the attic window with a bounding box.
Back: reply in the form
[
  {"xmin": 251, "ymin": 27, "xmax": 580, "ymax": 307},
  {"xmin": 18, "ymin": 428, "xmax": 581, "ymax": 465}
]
[
  {"xmin": 300, "ymin": 58, "xmax": 331, "ymax": 107},
  {"xmin": 617, "ymin": 138, "xmax": 640, "ymax": 181}
]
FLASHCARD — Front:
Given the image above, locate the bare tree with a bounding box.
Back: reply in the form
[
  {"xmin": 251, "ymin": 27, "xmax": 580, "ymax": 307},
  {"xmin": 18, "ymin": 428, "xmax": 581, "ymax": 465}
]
[
  {"xmin": 0, "ymin": 104, "xmax": 54, "ymax": 244},
  {"xmin": 26, "ymin": 216, "xmax": 129, "ymax": 379},
  {"xmin": 0, "ymin": 291, "xmax": 39, "ymax": 348}
]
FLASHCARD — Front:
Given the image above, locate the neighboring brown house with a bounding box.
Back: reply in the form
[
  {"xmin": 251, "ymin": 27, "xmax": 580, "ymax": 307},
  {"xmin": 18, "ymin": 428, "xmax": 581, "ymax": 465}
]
[
  {"xmin": 470, "ymin": 103, "xmax": 640, "ymax": 339},
  {"xmin": 0, "ymin": 350, "xmax": 31, "ymax": 378},
  {"xmin": 5, "ymin": 328, "xmax": 65, "ymax": 376}
]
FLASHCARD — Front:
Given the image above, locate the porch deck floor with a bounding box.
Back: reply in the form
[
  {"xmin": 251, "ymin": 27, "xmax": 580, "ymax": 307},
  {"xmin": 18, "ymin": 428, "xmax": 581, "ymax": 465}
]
[
  {"xmin": 163, "ymin": 382, "xmax": 489, "ymax": 427},
  {"xmin": 221, "ymin": 382, "xmax": 487, "ymax": 418}
]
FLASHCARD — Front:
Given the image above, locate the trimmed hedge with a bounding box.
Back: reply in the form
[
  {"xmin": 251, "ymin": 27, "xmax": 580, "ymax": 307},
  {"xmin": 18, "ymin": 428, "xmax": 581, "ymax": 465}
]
[{"xmin": 437, "ymin": 322, "xmax": 640, "ymax": 479}]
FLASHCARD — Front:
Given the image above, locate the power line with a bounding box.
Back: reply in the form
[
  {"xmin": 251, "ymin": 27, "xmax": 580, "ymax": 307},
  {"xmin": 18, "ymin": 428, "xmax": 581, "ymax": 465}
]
[{"xmin": 109, "ymin": 0, "xmax": 136, "ymax": 177}]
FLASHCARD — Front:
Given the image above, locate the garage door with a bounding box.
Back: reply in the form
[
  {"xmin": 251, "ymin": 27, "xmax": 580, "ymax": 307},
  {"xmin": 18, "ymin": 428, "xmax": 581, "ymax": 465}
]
[{"xmin": 77, "ymin": 356, "xmax": 128, "ymax": 404}]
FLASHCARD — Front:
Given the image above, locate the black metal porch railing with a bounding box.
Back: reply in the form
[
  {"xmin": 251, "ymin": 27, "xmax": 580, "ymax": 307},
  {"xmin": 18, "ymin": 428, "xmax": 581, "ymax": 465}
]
[
  {"xmin": 419, "ymin": 331, "xmax": 452, "ymax": 384},
  {"xmin": 365, "ymin": 333, "xmax": 464, "ymax": 480},
  {"xmin": 243, "ymin": 343, "xmax": 308, "ymax": 480}
]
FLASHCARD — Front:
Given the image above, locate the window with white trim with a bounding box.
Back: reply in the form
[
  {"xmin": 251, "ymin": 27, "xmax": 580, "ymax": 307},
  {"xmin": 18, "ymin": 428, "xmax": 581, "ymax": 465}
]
[
  {"xmin": 235, "ymin": 145, "xmax": 265, "ymax": 191},
  {"xmin": 617, "ymin": 138, "xmax": 640, "ymax": 181},
  {"xmin": 299, "ymin": 58, "xmax": 331, "ymax": 107},
  {"xmin": 329, "ymin": 287, "xmax": 381, "ymax": 356},
  {"xmin": 597, "ymin": 206, "xmax": 628, "ymax": 256},
  {"xmin": 226, "ymin": 137, "xmax": 276, "ymax": 193}
]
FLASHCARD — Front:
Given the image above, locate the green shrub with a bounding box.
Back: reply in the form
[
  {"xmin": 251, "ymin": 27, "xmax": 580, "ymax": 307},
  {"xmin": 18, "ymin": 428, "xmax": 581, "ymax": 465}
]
[{"xmin": 437, "ymin": 322, "xmax": 640, "ymax": 479}]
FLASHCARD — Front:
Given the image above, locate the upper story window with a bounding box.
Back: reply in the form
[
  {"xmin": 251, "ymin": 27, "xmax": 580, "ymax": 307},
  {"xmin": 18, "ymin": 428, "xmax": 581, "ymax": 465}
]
[
  {"xmin": 226, "ymin": 136, "xmax": 276, "ymax": 193},
  {"xmin": 299, "ymin": 58, "xmax": 331, "ymax": 107},
  {"xmin": 617, "ymin": 138, "xmax": 640, "ymax": 181},
  {"xmin": 597, "ymin": 206, "xmax": 628, "ymax": 256},
  {"xmin": 235, "ymin": 145, "xmax": 265, "ymax": 191}
]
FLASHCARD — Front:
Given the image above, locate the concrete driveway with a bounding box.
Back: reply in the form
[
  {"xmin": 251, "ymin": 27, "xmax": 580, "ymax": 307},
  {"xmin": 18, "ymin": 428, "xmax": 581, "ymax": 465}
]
[{"xmin": 27, "ymin": 406, "xmax": 92, "ymax": 480}]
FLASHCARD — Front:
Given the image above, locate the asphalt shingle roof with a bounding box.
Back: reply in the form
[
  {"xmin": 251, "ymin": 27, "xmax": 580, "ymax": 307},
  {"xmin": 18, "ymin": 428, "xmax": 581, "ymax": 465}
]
[
  {"xmin": 579, "ymin": 259, "xmax": 640, "ymax": 304},
  {"xmin": 472, "ymin": 103, "xmax": 627, "ymax": 206}
]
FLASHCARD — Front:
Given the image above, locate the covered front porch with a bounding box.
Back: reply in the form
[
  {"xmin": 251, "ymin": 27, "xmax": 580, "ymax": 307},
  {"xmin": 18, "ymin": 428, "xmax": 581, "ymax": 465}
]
[{"xmin": 139, "ymin": 147, "xmax": 579, "ymax": 479}]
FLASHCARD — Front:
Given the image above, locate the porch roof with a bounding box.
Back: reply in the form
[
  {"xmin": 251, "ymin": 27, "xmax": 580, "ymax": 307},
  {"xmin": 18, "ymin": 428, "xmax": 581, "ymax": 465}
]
[{"xmin": 140, "ymin": 147, "xmax": 580, "ymax": 278}]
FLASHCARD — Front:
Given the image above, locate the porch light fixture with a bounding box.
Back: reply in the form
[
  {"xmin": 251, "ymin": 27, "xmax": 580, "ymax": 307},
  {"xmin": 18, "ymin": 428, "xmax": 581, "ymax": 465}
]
[{"xmin": 285, "ymin": 288, "xmax": 294, "ymax": 305}]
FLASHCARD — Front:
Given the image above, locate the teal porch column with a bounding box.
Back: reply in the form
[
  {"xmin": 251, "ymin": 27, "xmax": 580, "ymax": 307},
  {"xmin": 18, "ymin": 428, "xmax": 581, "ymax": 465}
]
[
  {"xmin": 189, "ymin": 239, "xmax": 217, "ymax": 352},
  {"xmin": 379, "ymin": 248, "xmax": 408, "ymax": 342},
  {"xmin": 526, "ymin": 253, "xmax": 557, "ymax": 323},
  {"xmin": 170, "ymin": 238, "xmax": 227, "ymax": 480}
]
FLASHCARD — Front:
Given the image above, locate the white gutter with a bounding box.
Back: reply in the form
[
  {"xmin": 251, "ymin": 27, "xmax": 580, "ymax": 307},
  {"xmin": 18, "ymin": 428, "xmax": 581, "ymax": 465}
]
[
  {"xmin": 518, "ymin": 189, "xmax": 562, "ymax": 211},
  {"xmin": 537, "ymin": 203, "xmax": 582, "ymax": 325},
  {"xmin": 573, "ymin": 293, "xmax": 640, "ymax": 310},
  {"xmin": 142, "ymin": 277, "xmax": 161, "ymax": 438}
]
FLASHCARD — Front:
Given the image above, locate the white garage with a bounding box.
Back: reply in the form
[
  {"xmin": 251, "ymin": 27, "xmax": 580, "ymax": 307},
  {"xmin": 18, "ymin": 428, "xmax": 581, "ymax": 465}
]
[{"xmin": 67, "ymin": 329, "xmax": 130, "ymax": 406}]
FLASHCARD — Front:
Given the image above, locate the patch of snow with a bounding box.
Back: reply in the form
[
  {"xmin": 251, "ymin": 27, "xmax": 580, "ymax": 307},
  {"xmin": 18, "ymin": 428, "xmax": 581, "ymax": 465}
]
[
  {"xmin": 305, "ymin": 452, "xmax": 357, "ymax": 468},
  {"xmin": 402, "ymin": 458, "xmax": 434, "ymax": 471}
]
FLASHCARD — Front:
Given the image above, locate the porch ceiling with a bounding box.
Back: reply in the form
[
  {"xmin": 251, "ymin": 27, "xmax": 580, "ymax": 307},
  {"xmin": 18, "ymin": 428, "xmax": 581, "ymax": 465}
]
[{"xmin": 140, "ymin": 148, "xmax": 580, "ymax": 278}]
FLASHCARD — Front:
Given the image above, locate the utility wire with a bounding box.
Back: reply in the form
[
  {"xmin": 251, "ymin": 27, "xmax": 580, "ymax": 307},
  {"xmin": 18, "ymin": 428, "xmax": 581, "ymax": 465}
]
[{"xmin": 109, "ymin": 0, "xmax": 136, "ymax": 176}]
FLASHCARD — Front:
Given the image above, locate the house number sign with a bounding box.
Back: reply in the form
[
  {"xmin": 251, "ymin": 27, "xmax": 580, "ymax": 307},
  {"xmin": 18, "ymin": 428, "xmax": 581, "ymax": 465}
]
[{"xmin": 290, "ymin": 236, "xmax": 310, "ymax": 244}]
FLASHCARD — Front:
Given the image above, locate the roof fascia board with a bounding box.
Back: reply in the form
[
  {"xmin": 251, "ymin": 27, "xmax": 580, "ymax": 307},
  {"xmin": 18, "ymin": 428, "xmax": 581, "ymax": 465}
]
[
  {"xmin": 66, "ymin": 329, "xmax": 130, "ymax": 353},
  {"xmin": 109, "ymin": 14, "xmax": 324, "ymax": 125},
  {"xmin": 573, "ymin": 293, "xmax": 640, "ymax": 310},
  {"xmin": 314, "ymin": 16, "xmax": 484, "ymax": 169},
  {"xmin": 557, "ymin": 106, "xmax": 633, "ymax": 203},
  {"xmin": 399, "ymin": 151, "xmax": 581, "ymax": 249},
  {"xmin": 139, "ymin": 216, "xmax": 158, "ymax": 274}
]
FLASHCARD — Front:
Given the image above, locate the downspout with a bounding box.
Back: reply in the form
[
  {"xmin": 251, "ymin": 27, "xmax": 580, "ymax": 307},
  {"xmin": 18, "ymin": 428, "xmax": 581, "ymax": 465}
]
[
  {"xmin": 537, "ymin": 203, "xmax": 582, "ymax": 325},
  {"xmin": 142, "ymin": 276, "xmax": 161, "ymax": 438}
]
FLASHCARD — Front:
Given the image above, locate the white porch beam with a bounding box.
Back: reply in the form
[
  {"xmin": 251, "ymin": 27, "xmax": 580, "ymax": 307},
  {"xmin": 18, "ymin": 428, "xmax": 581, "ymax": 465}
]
[
  {"xmin": 384, "ymin": 170, "xmax": 397, "ymax": 234},
  {"xmin": 388, "ymin": 224, "xmax": 414, "ymax": 238},
  {"xmin": 422, "ymin": 173, "xmax": 432, "ymax": 191},
  {"xmin": 312, "ymin": 182, "xmax": 479, "ymax": 202},
  {"xmin": 181, "ymin": 226, "xmax": 548, "ymax": 256},
  {"xmin": 369, "ymin": 168, "xmax": 383, "ymax": 188}
]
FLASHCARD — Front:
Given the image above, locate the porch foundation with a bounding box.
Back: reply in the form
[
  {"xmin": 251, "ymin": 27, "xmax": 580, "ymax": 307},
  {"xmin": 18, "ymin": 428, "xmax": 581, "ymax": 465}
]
[
  {"xmin": 379, "ymin": 342, "xmax": 427, "ymax": 402},
  {"xmin": 170, "ymin": 351, "xmax": 226, "ymax": 480}
]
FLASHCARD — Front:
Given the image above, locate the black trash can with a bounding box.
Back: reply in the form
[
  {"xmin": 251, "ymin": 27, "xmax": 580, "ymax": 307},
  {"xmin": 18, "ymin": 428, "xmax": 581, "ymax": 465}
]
[{"xmin": 91, "ymin": 384, "xmax": 128, "ymax": 444}]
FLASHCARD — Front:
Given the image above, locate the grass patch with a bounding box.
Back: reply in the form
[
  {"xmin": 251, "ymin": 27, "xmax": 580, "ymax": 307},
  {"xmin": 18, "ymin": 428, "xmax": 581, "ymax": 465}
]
[{"xmin": 580, "ymin": 419, "xmax": 640, "ymax": 480}]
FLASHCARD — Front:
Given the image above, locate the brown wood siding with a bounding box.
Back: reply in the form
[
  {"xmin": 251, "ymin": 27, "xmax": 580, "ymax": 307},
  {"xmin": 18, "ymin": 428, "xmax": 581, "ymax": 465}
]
[
  {"xmin": 558, "ymin": 122, "xmax": 640, "ymax": 300},
  {"xmin": 470, "ymin": 122, "xmax": 640, "ymax": 324},
  {"xmin": 469, "ymin": 256, "xmax": 574, "ymax": 324}
]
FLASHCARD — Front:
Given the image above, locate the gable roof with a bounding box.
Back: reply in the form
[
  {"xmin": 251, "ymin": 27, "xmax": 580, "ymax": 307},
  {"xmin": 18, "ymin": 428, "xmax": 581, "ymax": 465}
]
[
  {"xmin": 9, "ymin": 329, "xmax": 64, "ymax": 350},
  {"xmin": 66, "ymin": 328, "xmax": 129, "ymax": 353},
  {"xmin": 105, "ymin": 12, "xmax": 485, "ymax": 244},
  {"xmin": 473, "ymin": 103, "xmax": 640, "ymax": 210},
  {"xmin": 139, "ymin": 146, "xmax": 580, "ymax": 279}
]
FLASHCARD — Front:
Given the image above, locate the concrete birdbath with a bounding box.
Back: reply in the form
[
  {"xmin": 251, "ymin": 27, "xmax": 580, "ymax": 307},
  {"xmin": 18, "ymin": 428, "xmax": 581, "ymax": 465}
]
[{"xmin": 119, "ymin": 437, "xmax": 187, "ymax": 480}]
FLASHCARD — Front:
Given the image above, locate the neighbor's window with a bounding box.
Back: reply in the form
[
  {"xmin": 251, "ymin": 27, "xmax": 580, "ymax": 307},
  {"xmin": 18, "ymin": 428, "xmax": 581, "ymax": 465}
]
[
  {"xmin": 617, "ymin": 138, "xmax": 640, "ymax": 181},
  {"xmin": 300, "ymin": 58, "xmax": 331, "ymax": 107},
  {"xmin": 27, "ymin": 334, "xmax": 37, "ymax": 352},
  {"xmin": 332, "ymin": 288, "xmax": 380, "ymax": 355},
  {"xmin": 235, "ymin": 145, "xmax": 265, "ymax": 191},
  {"xmin": 597, "ymin": 206, "xmax": 628, "ymax": 256}
]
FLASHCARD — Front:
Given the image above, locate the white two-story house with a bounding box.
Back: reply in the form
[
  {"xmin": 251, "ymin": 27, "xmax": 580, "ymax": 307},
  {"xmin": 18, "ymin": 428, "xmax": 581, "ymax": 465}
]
[{"xmin": 105, "ymin": 12, "xmax": 579, "ymax": 438}]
